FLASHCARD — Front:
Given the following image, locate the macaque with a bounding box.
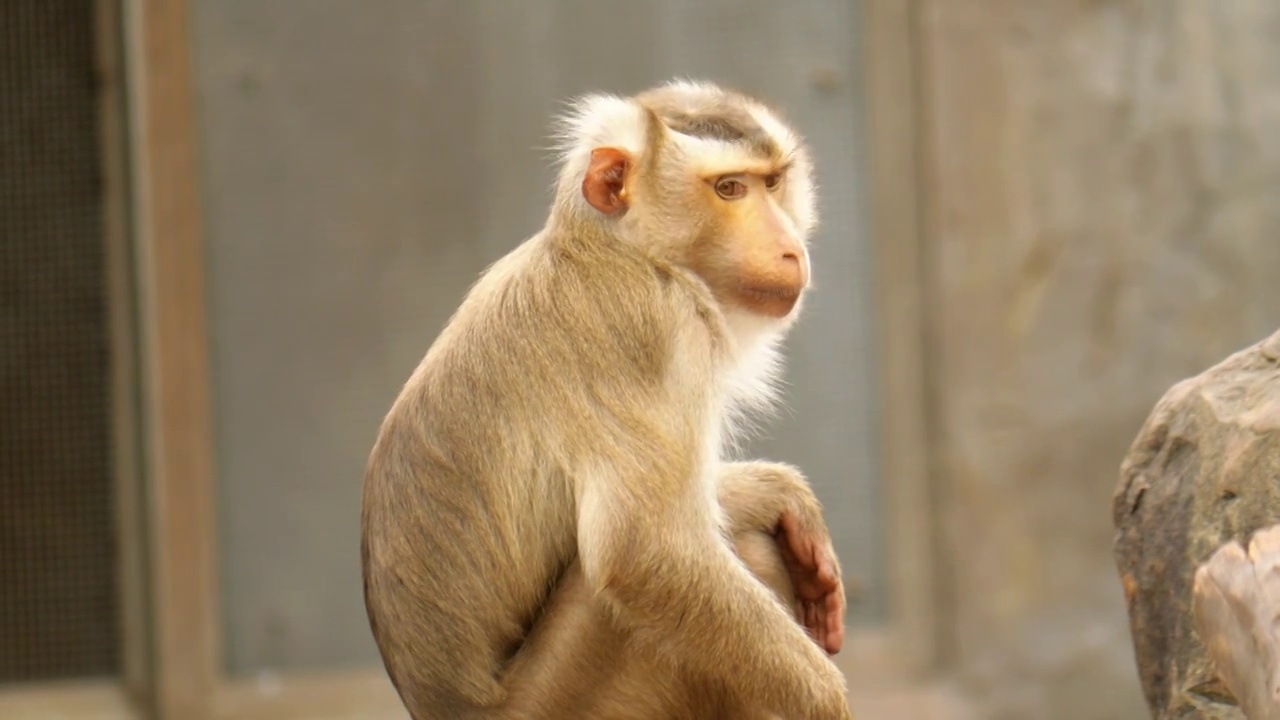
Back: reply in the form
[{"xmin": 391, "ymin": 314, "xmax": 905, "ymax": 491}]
[{"xmin": 361, "ymin": 79, "xmax": 852, "ymax": 720}]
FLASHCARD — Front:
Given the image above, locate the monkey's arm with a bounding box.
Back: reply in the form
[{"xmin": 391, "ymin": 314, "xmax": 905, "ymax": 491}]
[
  {"xmin": 715, "ymin": 461, "xmax": 846, "ymax": 655},
  {"xmin": 715, "ymin": 461, "xmax": 825, "ymax": 536},
  {"xmin": 577, "ymin": 455, "xmax": 851, "ymax": 720}
]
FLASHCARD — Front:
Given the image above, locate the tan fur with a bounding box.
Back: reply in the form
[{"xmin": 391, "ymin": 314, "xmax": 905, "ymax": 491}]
[{"xmin": 361, "ymin": 79, "xmax": 851, "ymax": 720}]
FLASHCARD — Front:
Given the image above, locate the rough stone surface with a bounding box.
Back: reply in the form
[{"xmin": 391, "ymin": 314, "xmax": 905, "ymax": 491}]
[{"xmin": 1114, "ymin": 329, "xmax": 1280, "ymax": 720}]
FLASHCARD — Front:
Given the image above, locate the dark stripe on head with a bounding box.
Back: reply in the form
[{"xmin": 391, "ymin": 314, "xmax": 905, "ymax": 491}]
[
  {"xmin": 633, "ymin": 82, "xmax": 789, "ymax": 162},
  {"xmin": 661, "ymin": 107, "xmax": 781, "ymax": 161}
]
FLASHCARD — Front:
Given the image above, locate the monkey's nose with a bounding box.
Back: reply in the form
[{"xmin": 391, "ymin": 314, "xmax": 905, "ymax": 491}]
[{"xmin": 775, "ymin": 249, "xmax": 808, "ymax": 290}]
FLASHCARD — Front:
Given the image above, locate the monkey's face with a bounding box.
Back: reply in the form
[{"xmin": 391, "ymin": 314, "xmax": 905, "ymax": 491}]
[
  {"xmin": 682, "ymin": 160, "xmax": 811, "ymax": 320},
  {"xmin": 584, "ymin": 141, "xmax": 813, "ymax": 321},
  {"xmin": 573, "ymin": 83, "xmax": 818, "ymax": 323}
]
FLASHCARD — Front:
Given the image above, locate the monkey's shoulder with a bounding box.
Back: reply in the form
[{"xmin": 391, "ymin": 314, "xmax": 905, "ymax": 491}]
[{"xmin": 418, "ymin": 233, "xmax": 725, "ymax": 405}]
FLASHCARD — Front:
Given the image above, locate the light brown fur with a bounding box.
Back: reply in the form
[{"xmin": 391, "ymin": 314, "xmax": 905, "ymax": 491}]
[{"xmin": 361, "ymin": 80, "xmax": 851, "ymax": 720}]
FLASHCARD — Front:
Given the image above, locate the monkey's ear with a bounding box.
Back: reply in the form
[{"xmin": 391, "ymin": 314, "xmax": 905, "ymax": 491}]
[{"xmin": 582, "ymin": 147, "xmax": 632, "ymax": 215}]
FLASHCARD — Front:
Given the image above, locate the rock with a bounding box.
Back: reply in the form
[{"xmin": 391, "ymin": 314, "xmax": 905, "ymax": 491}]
[{"xmin": 1113, "ymin": 329, "xmax": 1280, "ymax": 720}]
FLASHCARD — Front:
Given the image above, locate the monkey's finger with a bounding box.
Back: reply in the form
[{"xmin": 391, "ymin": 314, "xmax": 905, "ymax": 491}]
[
  {"xmin": 779, "ymin": 513, "xmax": 822, "ymax": 570},
  {"xmin": 796, "ymin": 600, "xmax": 814, "ymax": 633},
  {"xmin": 806, "ymin": 599, "xmax": 837, "ymax": 651},
  {"xmin": 778, "ymin": 512, "xmax": 800, "ymax": 545},
  {"xmin": 790, "ymin": 535, "xmax": 817, "ymax": 572},
  {"xmin": 821, "ymin": 547, "xmax": 841, "ymax": 583},
  {"xmin": 807, "ymin": 598, "xmax": 828, "ymax": 648},
  {"xmin": 824, "ymin": 591, "xmax": 845, "ymax": 654},
  {"xmin": 826, "ymin": 614, "xmax": 844, "ymax": 656},
  {"xmin": 814, "ymin": 607, "xmax": 826, "ymax": 649},
  {"xmin": 812, "ymin": 603, "xmax": 825, "ymax": 642},
  {"xmin": 807, "ymin": 602, "xmax": 820, "ymax": 635},
  {"xmin": 815, "ymin": 557, "xmax": 839, "ymax": 592}
]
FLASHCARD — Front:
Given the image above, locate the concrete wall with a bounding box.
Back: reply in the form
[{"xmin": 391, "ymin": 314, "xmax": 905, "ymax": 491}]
[
  {"xmin": 918, "ymin": 2, "xmax": 1280, "ymax": 718},
  {"xmin": 189, "ymin": 1, "xmax": 881, "ymax": 675}
]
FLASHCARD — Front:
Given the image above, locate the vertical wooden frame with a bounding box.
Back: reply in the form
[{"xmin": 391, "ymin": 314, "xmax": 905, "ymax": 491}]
[
  {"xmin": 121, "ymin": 0, "xmax": 222, "ymax": 717},
  {"xmin": 97, "ymin": 0, "xmax": 151, "ymax": 708},
  {"xmin": 862, "ymin": 0, "xmax": 943, "ymax": 678}
]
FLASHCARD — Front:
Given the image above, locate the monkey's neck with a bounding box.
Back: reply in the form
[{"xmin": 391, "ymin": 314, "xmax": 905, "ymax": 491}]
[
  {"xmin": 540, "ymin": 216, "xmax": 787, "ymax": 370},
  {"xmin": 541, "ymin": 215, "xmax": 653, "ymax": 278}
]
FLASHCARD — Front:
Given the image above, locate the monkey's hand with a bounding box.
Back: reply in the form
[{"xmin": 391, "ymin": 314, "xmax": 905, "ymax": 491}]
[
  {"xmin": 714, "ymin": 461, "xmax": 847, "ymax": 656},
  {"xmin": 777, "ymin": 509, "xmax": 845, "ymax": 656}
]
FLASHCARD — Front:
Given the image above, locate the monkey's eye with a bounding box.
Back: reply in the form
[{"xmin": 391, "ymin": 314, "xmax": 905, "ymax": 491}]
[
  {"xmin": 714, "ymin": 177, "xmax": 748, "ymax": 200},
  {"xmin": 763, "ymin": 172, "xmax": 783, "ymax": 191}
]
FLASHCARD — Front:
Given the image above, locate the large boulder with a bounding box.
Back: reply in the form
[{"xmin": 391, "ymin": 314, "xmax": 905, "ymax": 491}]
[{"xmin": 1113, "ymin": 329, "xmax": 1280, "ymax": 720}]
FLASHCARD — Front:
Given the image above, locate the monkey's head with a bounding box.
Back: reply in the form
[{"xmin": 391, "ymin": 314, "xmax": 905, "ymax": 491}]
[{"xmin": 552, "ymin": 80, "xmax": 819, "ymax": 325}]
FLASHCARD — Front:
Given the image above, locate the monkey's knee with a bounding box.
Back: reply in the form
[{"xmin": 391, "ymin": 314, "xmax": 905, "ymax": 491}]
[{"xmin": 733, "ymin": 531, "xmax": 797, "ymax": 607}]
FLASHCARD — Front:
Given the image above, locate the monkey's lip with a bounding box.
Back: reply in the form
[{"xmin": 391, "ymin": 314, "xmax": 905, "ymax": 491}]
[
  {"xmin": 737, "ymin": 285, "xmax": 804, "ymax": 319},
  {"xmin": 739, "ymin": 285, "xmax": 803, "ymax": 302}
]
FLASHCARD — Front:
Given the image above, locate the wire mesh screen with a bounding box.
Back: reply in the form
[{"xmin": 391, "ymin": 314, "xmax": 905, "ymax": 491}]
[
  {"xmin": 195, "ymin": 1, "xmax": 882, "ymax": 674},
  {"xmin": 0, "ymin": 0, "xmax": 121, "ymax": 682}
]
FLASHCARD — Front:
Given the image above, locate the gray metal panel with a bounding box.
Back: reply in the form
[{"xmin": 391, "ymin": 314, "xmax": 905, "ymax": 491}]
[{"xmin": 192, "ymin": 0, "xmax": 880, "ymax": 674}]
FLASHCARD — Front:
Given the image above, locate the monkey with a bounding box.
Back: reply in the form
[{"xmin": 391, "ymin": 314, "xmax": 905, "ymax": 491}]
[{"xmin": 360, "ymin": 79, "xmax": 853, "ymax": 720}]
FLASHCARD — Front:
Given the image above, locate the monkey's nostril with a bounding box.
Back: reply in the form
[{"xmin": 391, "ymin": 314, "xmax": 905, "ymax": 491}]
[{"xmin": 781, "ymin": 252, "xmax": 799, "ymax": 262}]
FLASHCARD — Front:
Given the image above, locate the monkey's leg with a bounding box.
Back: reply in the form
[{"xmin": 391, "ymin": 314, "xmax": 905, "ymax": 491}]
[
  {"xmin": 490, "ymin": 466, "xmax": 831, "ymax": 720},
  {"xmin": 734, "ymin": 529, "xmax": 799, "ymax": 610},
  {"xmin": 489, "ymin": 528, "xmax": 799, "ymax": 720}
]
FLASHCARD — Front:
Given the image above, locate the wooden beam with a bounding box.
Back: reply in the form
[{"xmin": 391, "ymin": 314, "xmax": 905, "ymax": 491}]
[
  {"xmin": 1193, "ymin": 524, "xmax": 1280, "ymax": 720},
  {"xmin": 121, "ymin": 0, "xmax": 221, "ymax": 717},
  {"xmin": 861, "ymin": 0, "xmax": 942, "ymax": 677},
  {"xmin": 206, "ymin": 635, "xmax": 971, "ymax": 720},
  {"xmin": 0, "ymin": 681, "xmax": 139, "ymax": 720},
  {"xmin": 214, "ymin": 669, "xmax": 408, "ymax": 720}
]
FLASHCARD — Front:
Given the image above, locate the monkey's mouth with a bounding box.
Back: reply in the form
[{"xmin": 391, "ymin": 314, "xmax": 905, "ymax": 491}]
[
  {"xmin": 740, "ymin": 286, "xmax": 802, "ymax": 302},
  {"xmin": 737, "ymin": 285, "xmax": 803, "ymax": 318}
]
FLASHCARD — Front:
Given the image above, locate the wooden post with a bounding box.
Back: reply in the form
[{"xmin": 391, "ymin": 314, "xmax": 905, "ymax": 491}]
[
  {"xmin": 123, "ymin": 0, "xmax": 221, "ymax": 717},
  {"xmin": 863, "ymin": 0, "xmax": 942, "ymax": 678},
  {"xmin": 96, "ymin": 0, "xmax": 152, "ymax": 709}
]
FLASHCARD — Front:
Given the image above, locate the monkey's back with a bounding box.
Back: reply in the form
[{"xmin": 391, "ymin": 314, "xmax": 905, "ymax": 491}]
[{"xmin": 360, "ymin": 232, "xmax": 687, "ymax": 717}]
